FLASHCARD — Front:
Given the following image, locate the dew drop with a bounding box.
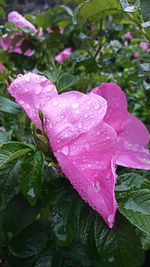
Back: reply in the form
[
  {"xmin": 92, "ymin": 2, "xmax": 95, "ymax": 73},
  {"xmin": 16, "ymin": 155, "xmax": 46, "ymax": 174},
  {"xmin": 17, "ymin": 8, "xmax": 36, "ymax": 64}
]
[
  {"xmin": 20, "ymin": 100, "xmax": 24, "ymax": 105},
  {"xmin": 108, "ymin": 256, "xmax": 114, "ymax": 263},
  {"xmin": 94, "ymin": 103, "xmax": 100, "ymax": 110},
  {"xmin": 26, "ymin": 103, "xmax": 30, "ymax": 109},
  {"xmin": 25, "ymin": 75, "xmax": 30, "ymax": 82},
  {"xmin": 17, "ymin": 74, "xmax": 23, "ymax": 78},
  {"xmin": 62, "ymin": 146, "xmax": 70, "ymax": 156},
  {"xmin": 93, "ymin": 181, "xmax": 101, "ymax": 192},
  {"xmin": 46, "ymin": 85, "xmax": 52, "ymax": 92},
  {"xmin": 27, "ymin": 188, "xmax": 35, "ymax": 198},
  {"xmin": 72, "ymin": 102, "xmax": 79, "ymax": 109},
  {"xmin": 78, "ymin": 122, "xmax": 83, "ymax": 128},
  {"xmin": 108, "ymin": 214, "xmax": 114, "ymax": 224},
  {"xmin": 52, "ymin": 99, "xmax": 59, "ymax": 106},
  {"xmin": 35, "ymin": 86, "xmax": 42, "ymax": 95}
]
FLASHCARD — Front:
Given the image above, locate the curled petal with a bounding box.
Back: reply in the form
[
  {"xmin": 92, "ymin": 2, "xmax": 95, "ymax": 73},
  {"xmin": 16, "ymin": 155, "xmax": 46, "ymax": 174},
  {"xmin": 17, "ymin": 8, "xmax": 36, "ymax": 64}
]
[
  {"xmin": 7, "ymin": 73, "xmax": 57, "ymax": 128},
  {"xmin": 91, "ymin": 83, "xmax": 128, "ymax": 133},
  {"xmin": 116, "ymin": 113, "xmax": 150, "ymax": 169},
  {"xmin": 43, "ymin": 91, "xmax": 118, "ymax": 227},
  {"xmin": 8, "ymin": 11, "xmax": 37, "ymax": 33},
  {"xmin": 55, "ymin": 48, "xmax": 72, "ymax": 64}
]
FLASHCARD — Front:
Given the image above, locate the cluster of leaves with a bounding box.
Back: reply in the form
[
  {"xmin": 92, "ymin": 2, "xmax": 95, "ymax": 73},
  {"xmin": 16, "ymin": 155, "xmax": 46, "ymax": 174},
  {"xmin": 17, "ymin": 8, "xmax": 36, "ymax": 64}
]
[{"xmin": 0, "ymin": 0, "xmax": 150, "ymax": 266}]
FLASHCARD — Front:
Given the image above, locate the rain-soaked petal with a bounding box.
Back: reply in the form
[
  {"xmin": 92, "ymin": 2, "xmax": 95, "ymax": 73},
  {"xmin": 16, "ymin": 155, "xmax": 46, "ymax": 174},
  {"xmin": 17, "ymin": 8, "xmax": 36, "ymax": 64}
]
[
  {"xmin": 116, "ymin": 113, "xmax": 150, "ymax": 169},
  {"xmin": 8, "ymin": 11, "xmax": 37, "ymax": 33},
  {"xmin": 92, "ymin": 82, "xmax": 150, "ymax": 170},
  {"xmin": 91, "ymin": 83, "xmax": 128, "ymax": 133},
  {"xmin": 7, "ymin": 73, "xmax": 57, "ymax": 128},
  {"xmin": 42, "ymin": 91, "xmax": 118, "ymax": 227}
]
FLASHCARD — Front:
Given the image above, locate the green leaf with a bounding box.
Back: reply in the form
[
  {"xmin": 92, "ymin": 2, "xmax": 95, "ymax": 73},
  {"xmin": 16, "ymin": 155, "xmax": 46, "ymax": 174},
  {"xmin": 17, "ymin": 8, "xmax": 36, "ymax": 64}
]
[
  {"xmin": 0, "ymin": 130, "xmax": 12, "ymax": 144},
  {"xmin": 19, "ymin": 151, "xmax": 44, "ymax": 206},
  {"xmin": 119, "ymin": 189, "xmax": 150, "ymax": 235},
  {"xmin": 0, "ymin": 95, "xmax": 21, "ymax": 115},
  {"xmin": 141, "ymin": 0, "xmax": 150, "ymax": 17},
  {"xmin": 80, "ymin": 210, "xmax": 144, "ymax": 267},
  {"xmin": 43, "ymin": 178, "xmax": 83, "ymax": 246},
  {"xmin": 57, "ymin": 73, "xmax": 81, "ymax": 92},
  {"xmin": 0, "ymin": 142, "xmax": 34, "ymax": 169},
  {"xmin": 35, "ymin": 248, "xmax": 61, "ymax": 267},
  {"xmin": 115, "ymin": 172, "xmax": 150, "ymax": 194},
  {"xmin": 2, "ymin": 194, "xmax": 40, "ymax": 238},
  {"xmin": 0, "ymin": 160, "xmax": 21, "ymax": 206},
  {"xmin": 79, "ymin": 0, "xmax": 121, "ymax": 21},
  {"xmin": 8, "ymin": 221, "xmax": 50, "ymax": 259}
]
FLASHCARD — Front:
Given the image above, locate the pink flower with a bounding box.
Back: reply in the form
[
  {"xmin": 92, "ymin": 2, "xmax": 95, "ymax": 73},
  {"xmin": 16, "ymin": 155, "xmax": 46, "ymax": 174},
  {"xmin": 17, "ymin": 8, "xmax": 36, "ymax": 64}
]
[
  {"xmin": 0, "ymin": 62, "xmax": 4, "ymax": 72},
  {"xmin": 8, "ymin": 11, "xmax": 37, "ymax": 33},
  {"xmin": 47, "ymin": 28, "xmax": 53, "ymax": 34},
  {"xmin": 47, "ymin": 27, "xmax": 64, "ymax": 35},
  {"xmin": 124, "ymin": 32, "xmax": 132, "ymax": 40},
  {"xmin": 59, "ymin": 27, "xmax": 64, "ymax": 35},
  {"xmin": 140, "ymin": 41, "xmax": 149, "ymax": 52},
  {"xmin": 55, "ymin": 48, "xmax": 72, "ymax": 64},
  {"xmin": 7, "ymin": 74, "xmax": 150, "ymax": 228},
  {"xmin": 0, "ymin": 33, "xmax": 33, "ymax": 56},
  {"xmin": 92, "ymin": 83, "xmax": 150, "ymax": 170},
  {"xmin": 0, "ymin": 11, "xmax": 36, "ymax": 56}
]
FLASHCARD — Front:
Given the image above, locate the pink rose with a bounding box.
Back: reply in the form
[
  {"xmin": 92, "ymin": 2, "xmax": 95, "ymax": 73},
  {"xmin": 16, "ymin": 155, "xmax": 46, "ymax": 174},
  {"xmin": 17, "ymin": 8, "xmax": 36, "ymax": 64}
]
[
  {"xmin": 91, "ymin": 83, "xmax": 150, "ymax": 170},
  {"xmin": 140, "ymin": 41, "xmax": 149, "ymax": 52},
  {"xmin": 124, "ymin": 32, "xmax": 132, "ymax": 40},
  {"xmin": 7, "ymin": 74, "xmax": 150, "ymax": 228},
  {"xmin": 54, "ymin": 48, "xmax": 72, "ymax": 64},
  {"xmin": 0, "ymin": 11, "xmax": 36, "ymax": 56},
  {"xmin": 8, "ymin": 11, "xmax": 37, "ymax": 33},
  {"xmin": 0, "ymin": 33, "xmax": 33, "ymax": 56}
]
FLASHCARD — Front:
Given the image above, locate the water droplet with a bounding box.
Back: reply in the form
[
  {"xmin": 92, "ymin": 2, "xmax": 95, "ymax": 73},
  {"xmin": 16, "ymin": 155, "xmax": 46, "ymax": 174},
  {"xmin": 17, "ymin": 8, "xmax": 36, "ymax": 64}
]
[
  {"xmin": 35, "ymin": 86, "xmax": 42, "ymax": 95},
  {"xmin": 25, "ymin": 75, "xmax": 30, "ymax": 82},
  {"xmin": 108, "ymin": 256, "xmax": 114, "ymax": 263},
  {"xmin": 72, "ymin": 102, "xmax": 79, "ymax": 109},
  {"xmin": 17, "ymin": 74, "xmax": 23, "ymax": 78},
  {"xmin": 108, "ymin": 214, "xmax": 114, "ymax": 224},
  {"xmin": 46, "ymin": 85, "xmax": 52, "ymax": 92},
  {"xmin": 94, "ymin": 103, "xmax": 100, "ymax": 110},
  {"xmin": 84, "ymin": 113, "xmax": 88, "ymax": 118},
  {"xmin": 62, "ymin": 146, "xmax": 70, "ymax": 156},
  {"xmin": 27, "ymin": 188, "xmax": 35, "ymax": 198},
  {"xmin": 26, "ymin": 103, "xmax": 30, "ymax": 109},
  {"xmin": 52, "ymin": 99, "xmax": 59, "ymax": 106},
  {"xmin": 78, "ymin": 122, "xmax": 83, "ymax": 128},
  {"xmin": 93, "ymin": 181, "xmax": 101, "ymax": 192},
  {"xmin": 20, "ymin": 100, "xmax": 24, "ymax": 105}
]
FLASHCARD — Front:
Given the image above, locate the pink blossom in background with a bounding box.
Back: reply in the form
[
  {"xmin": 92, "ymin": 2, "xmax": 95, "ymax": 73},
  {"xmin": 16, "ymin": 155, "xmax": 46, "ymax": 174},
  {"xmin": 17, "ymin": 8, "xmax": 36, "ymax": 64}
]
[
  {"xmin": 0, "ymin": 33, "xmax": 34, "ymax": 56},
  {"xmin": 0, "ymin": 62, "xmax": 4, "ymax": 72},
  {"xmin": 55, "ymin": 48, "xmax": 72, "ymax": 63},
  {"xmin": 7, "ymin": 74, "xmax": 150, "ymax": 228},
  {"xmin": 124, "ymin": 32, "xmax": 132, "ymax": 40},
  {"xmin": 92, "ymin": 83, "xmax": 150, "ymax": 170},
  {"xmin": 8, "ymin": 11, "xmax": 37, "ymax": 33},
  {"xmin": 140, "ymin": 41, "xmax": 149, "ymax": 52},
  {"xmin": 59, "ymin": 27, "xmax": 64, "ymax": 35},
  {"xmin": 47, "ymin": 28, "xmax": 53, "ymax": 34},
  {"xmin": 0, "ymin": 11, "xmax": 36, "ymax": 56}
]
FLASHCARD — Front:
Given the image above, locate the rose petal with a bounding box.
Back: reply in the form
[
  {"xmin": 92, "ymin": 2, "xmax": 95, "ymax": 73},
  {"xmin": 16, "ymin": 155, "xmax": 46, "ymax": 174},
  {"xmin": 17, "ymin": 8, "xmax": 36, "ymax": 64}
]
[
  {"xmin": 91, "ymin": 83, "xmax": 128, "ymax": 133},
  {"xmin": 55, "ymin": 48, "xmax": 72, "ymax": 64},
  {"xmin": 116, "ymin": 113, "xmax": 150, "ymax": 169},
  {"xmin": 8, "ymin": 11, "xmax": 37, "ymax": 33},
  {"xmin": 43, "ymin": 91, "xmax": 118, "ymax": 227},
  {"xmin": 7, "ymin": 73, "xmax": 57, "ymax": 128}
]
